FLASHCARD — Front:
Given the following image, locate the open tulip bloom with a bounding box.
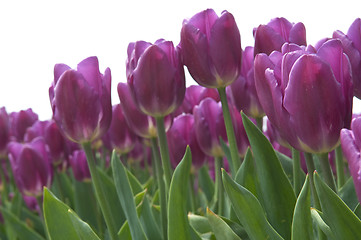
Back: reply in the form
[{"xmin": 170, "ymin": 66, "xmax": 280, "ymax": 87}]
[{"xmin": 3, "ymin": 10, "xmax": 361, "ymax": 240}]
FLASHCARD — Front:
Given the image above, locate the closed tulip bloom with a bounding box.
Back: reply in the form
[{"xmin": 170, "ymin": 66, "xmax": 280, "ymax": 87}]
[
  {"xmin": 180, "ymin": 9, "xmax": 242, "ymax": 88},
  {"xmin": 9, "ymin": 109, "xmax": 38, "ymax": 142},
  {"xmin": 341, "ymin": 117, "xmax": 361, "ymax": 203},
  {"xmin": 127, "ymin": 39, "xmax": 186, "ymax": 117},
  {"xmin": 117, "ymin": 82, "xmax": 172, "ymax": 138},
  {"xmin": 0, "ymin": 107, "xmax": 9, "ymax": 156},
  {"xmin": 193, "ymin": 98, "xmax": 227, "ymax": 157},
  {"xmin": 167, "ymin": 114, "xmax": 207, "ymax": 167},
  {"xmin": 227, "ymin": 46, "xmax": 265, "ymax": 118},
  {"xmin": 253, "ymin": 17, "xmax": 307, "ymax": 56},
  {"xmin": 107, "ymin": 104, "xmax": 137, "ymax": 154},
  {"xmin": 255, "ymin": 40, "xmax": 352, "ymax": 153},
  {"xmin": 69, "ymin": 150, "xmax": 91, "ymax": 182},
  {"xmin": 7, "ymin": 137, "xmax": 53, "ymax": 196},
  {"xmin": 49, "ymin": 56, "xmax": 112, "ymax": 143}
]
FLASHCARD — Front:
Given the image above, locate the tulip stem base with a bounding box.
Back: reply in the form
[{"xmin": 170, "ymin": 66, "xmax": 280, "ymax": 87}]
[
  {"xmin": 335, "ymin": 145, "xmax": 345, "ymax": 189},
  {"xmin": 317, "ymin": 153, "xmax": 337, "ymax": 192},
  {"xmin": 218, "ymin": 87, "xmax": 240, "ymax": 177},
  {"xmin": 150, "ymin": 137, "xmax": 167, "ymax": 240},
  {"xmin": 155, "ymin": 116, "xmax": 172, "ymax": 189},
  {"xmin": 292, "ymin": 148, "xmax": 301, "ymax": 196},
  {"xmin": 303, "ymin": 152, "xmax": 321, "ymax": 209},
  {"xmin": 82, "ymin": 142, "xmax": 118, "ymax": 240}
]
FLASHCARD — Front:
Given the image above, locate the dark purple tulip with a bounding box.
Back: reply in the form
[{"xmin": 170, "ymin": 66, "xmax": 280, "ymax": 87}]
[
  {"xmin": 24, "ymin": 120, "xmax": 48, "ymax": 142},
  {"xmin": 180, "ymin": 9, "xmax": 242, "ymax": 88},
  {"xmin": 0, "ymin": 107, "xmax": 9, "ymax": 156},
  {"xmin": 255, "ymin": 40, "xmax": 352, "ymax": 153},
  {"xmin": 43, "ymin": 120, "xmax": 68, "ymax": 165},
  {"xmin": 173, "ymin": 85, "xmax": 220, "ymax": 116},
  {"xmin": 49, "ymin": 56, "xmax": 112, "ymax": 143},
  {"xmin": 107, "ymin": 104, "xmax": 137, "ymax": 154},
  {"xmin": 127, "ymin": 139, "xmax": 152, "ymax": 168},
  {"xmin": 253, "ymin": 17, "xmax": 307, "ymax": 56},
  {"xmin": 193, "ymin": 98, "xmax": 227, "ymax": 157},
  {"xmin": 232, "ymin": 109, "xmax": 250, "ymax": 158},
  {"xmin": 117, "ymin": 82, "xmax": 172, "ymax": 138},
  {"xmin": 341, "ymin": 117, "xmax": 361, "ymax": 203},
  {"xmin": 127, "ymin": 39, "xmax": 186, "ymax": 117},
  {"xmin": 167, "ymin": 114, "xmax": 207, "ymax": 167},
  {"xmin": 9, "ymin": 109, "xmax": 38, "ymax": 142},
  {"xmin": 69, "ymin": 150, "xmax": 91, "ymax": 182},
  {"xmin": 7, "ymin": 137, "xmax": 53, "ymax": 196},
  {"xmin": 227, "ymin": 46, "xmax": 265, "ymax": 118}
]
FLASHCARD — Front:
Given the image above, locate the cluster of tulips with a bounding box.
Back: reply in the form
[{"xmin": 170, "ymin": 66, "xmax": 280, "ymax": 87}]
[{"xmin": 2, "ymin": 8, "xmax": 361, "ymax": 240}]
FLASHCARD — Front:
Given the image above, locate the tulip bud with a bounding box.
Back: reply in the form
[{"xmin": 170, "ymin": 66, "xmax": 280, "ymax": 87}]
[
  {"xmin": 49, "ymin": 56, "xmax": 112, "ymax": 143},
  {"xmin": 69, "ymin": 150, "xmax": 91, "ymax": 182},
  {"xmin": 9, "ymin": 109, "xmax": 38, "ymax": 142},
  {"xmin": 180, "ymin": 9, "xmax": 242, "ymax": 88}
]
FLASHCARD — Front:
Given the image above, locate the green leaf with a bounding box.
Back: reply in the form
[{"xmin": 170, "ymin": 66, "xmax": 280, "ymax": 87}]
[
  {"xmin": 310, "ymin": 208, "xmax": 334, "ymax": 239},
  {"xmin": 43, "ymin": 187, "xmax": 100, "ymax": 240},
  {"xmin": 188, "ymin": 214, "xmax": 212, "ymax": 235},
  {"xmin": 139, "ymin": 195, "xmax": 162, "ymax": 240},
  {"xmin": 338, "ymin": 177, "xmax": 358, "ymax": 210},
  {"xmin": 198, "ymin": 165, "xmax": 215, "ymax": 202},
  {"xmin": 0, "ymin": 206, "xmax": 45, "ymax": 240},
  {"xmin": 276, "ymin": 151, "xmax": 306, "ymax": 185},
  {"xmin": 234, "ymin": 148, "xmax": 257, "ymax": 198},
  {"xmin": 168, "ymin": 146, "xmax": 193, "ymax": 240},
  {"xmin": 241, "ymin": 112, "xmax": 295, "ymax": 240},
  {"xmin": 207, "ymin": 208, "xmax": 241, "ymax": 240},
  {"xmin": 354, "ymin": 203, "xmax": 361, "ymax": 219},
  {"xmin": 291, "ymin": 175, "xmax": 313, "ymax": 240},
  {"xmin": 111, "ymin": 151, "xmax": 148, "ymax": 240},
  {"xmin": 222, "ymin": 169, "xmax": 284, "ymax": 240},
  {"xmin": 126, "ymin": 168, "xmax": 144, "ymax": 195},
  {"xmin": 314, "ymin": 172, "xmax": 361, "ymax": 239}
]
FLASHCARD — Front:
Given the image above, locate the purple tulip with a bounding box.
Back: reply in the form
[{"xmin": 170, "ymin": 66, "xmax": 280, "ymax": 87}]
[
  {"xmin": 193, "ymin": 98, "xmax": 227, "ymax": 157},
  {"xmin": 253, "ymin": 17, "xmax": 306, "ymax": 56},
  {"xmin": 106, "ymin": 104, "xmax": 137, "ymax": 154},
  {"xmin": 127, "ymin": 39, "xmax": 186, "ymax": 117},
  {"xmin": 227, "ymin": 46, "xmax": 265, "ymax": 118},
  {"xmin": 0, "ymin": 107, "xmax": 9, "ymax": 156},
  {"xmin": 340, "ymin": 117, "xmax": 361, "ymax": 203},
  {"xmin": 43, "ymin": 120, "xmax": 69, "ymax": 165},
  {"xmin": 69, "ymin": 150, "xmax": 91, "ymax": 182},
  {"xmin": 49, "ymin": 56, "xmax": 112, "ymax": 143},
  {"xmin": 117, "ymin": 82, "xmax": 172, "ymax": 138},
  {"xmin": 180, "ymin": 9, "xmax": 242, "ymax": 88},
  {"xmin": 254, "ymin": 40, "xmax": 352, "ymax": 153},
  {"xmin": 24, "ymin": 120, "xmax": 48, "ymax": 142},
  {"xmin": 7, "ymin": 137, "xmax": 53, "ymax": 196},
  {"xmin": 9, "ymin": 109, "xmax": 38, "ymax": 142},
  {"xmin": 127, "ymin": 139, "xmax": 152, "ymax": 168},
  {"xmin": 167, "ymin": 114, "xmax": 207, "ymax": 167}
]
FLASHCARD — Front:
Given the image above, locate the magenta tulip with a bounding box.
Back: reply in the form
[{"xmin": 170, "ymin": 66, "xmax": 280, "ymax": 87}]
[
  {"xmin": 0, "ymin": 107, "xmax": 9, "ymax": 156},
  {"xmin": 69, "ymin": 150, "xmax": 91, "ymax": 182},
  {"xmin": 9, "ymin": 109, "xmax": 38, "ymax": 142}
]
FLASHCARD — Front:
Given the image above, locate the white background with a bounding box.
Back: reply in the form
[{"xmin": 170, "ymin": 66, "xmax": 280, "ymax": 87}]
[{"xmin": 0, "ymin": 0, "xmax": 360, "ymax": 120}]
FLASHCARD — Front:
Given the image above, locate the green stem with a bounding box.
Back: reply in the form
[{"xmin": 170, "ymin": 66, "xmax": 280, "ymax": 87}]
[
  {"xmin": 317, "ymin": 153, "xmax": 337, "ymax": 192},
  {"xmin": 214, "ymin": 156, "xmax": 224, "ymax": 216},
  {"xmin": 155, "ymin": 116, "xmax": 172, "ymax": 189},
  {"xmin": 292, "ymin": 148, "xmax": 302, "ymax": 196},
  {"xmin": 217, "ymin": 87, "xmax": 240, "ymax": 177},
  {"xmin": 303, "ymin": 153, "xmax": 321, "ymax": 210},
  {"xmin": 82, "ymin": 142, "xmax": 118, "ymax": 240},
  {"xmin": 150, "ymin": 138, "xmax": 167, "ymax": 240},
  {"xmin": 255, "ymin": 117, "xmax": 263, "ymax": 131},
  {"xmin": 335, "ymin": 145, "xmax": 345, "ymax": 189}
]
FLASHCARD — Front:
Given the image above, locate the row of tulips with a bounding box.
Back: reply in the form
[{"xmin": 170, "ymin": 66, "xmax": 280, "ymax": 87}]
[{"xmin": 2, "ymin": 7, "xmax": 361, "ymax": 240}]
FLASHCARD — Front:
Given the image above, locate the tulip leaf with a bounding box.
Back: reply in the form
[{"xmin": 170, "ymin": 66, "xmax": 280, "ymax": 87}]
[
  {"xmin": 310, "ymin": 208, "xmax": 334, "ymax": 239},
  {"xmin": 338, "ymin": 176, "xmax": 358, "ymax": 210},
  {"xmin": 111, "ymin": 151, "xmax": 148, "ymax": 240},
  {"xmin": 222, "ymin": 169, "xmax": 284, "ymax": 240},
  {"xmin": 43, "ymin": 187, "xmax": 100, "ymax": 240},
  {"xmin": 206, "ymin": 208, "xmax": 241, "ymax": 240},
  {"xmin": 168, "ymin": 146, "xmax": 193, "ymax": 240},
  {"xmin": 234, "ymin": 147, "xmax": 257, "ymax": 198},
  {"xmin": 291, "ymin": 175, "xmax": 313, "ymax": 240},
  {"xmin": 276, "ymin": 151, "xmax": 306, "ymax": 185},
  {"xmin": 0, "ymin": 206, "xmax": 45, "ymax": 240},
  {"xmin": 139, "ymin": 195, "xmax": 162, "ymax": 240},
  {"xmin": 314, "ymin": 172, "xmax": 361, "ymax": 239},
  {"xmin": 126, "ymin": 168, "xmax": 144, "ymax": 195},
  {"xmin": 188, "ymin": 214, "xmax": 212, "ymax": 235},
  {"xmin": 198, "ymin": 165, "xmax": 215, "ymax": 203},
  {"xmin": 354, "ymin": 203, "xmax": 361, "ymax": 219},
  {"xmin": 241, "ymin": 112, "xmax": 295, "ymax": 240}
]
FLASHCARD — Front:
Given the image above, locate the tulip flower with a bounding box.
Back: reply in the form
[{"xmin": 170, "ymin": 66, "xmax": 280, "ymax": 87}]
[
  {"xmin": 9, "ymin": 108, "xmax": 38, "ymax": 142},
  {"xmin": 341, "ymin": 116, "xmax": 361, "ymax": 203},
  {"xmin": 254, "ymin": 40, "xmax": 352, "ymax": 154},
  {"xmin": 49, "ymin": 56, "xmax": 112, "ymax": 143},
  {"xmin": 253, "ymin": 17, "xmax": 307, "ymax": 56},
  {"xmin": 0, "ymin": 107, "xmax": 9, "ymax": 157},
  {"xmin": 69, "ymin": 150, "xmax": 91, "ymax": 182},
  {"xmin": 7, "ymin": 137, "xmax": 53, "ymax": 197},
  {"xmin": 127, "ymin": 39, "xmax": 185, "ymax": 117},
  {"xmin": 180, "ymin": 9, "xmax": 242, "ymax": 88}
]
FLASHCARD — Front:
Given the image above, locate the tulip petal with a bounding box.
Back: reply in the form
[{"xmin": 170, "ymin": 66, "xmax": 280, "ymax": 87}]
[
  {"xmin": 77, "ymin": 56, "xmax": 102, "ymax": 93},
  {"xmin": 254, "ymin": 24, "xmax": 285, "ymax": 55},
  {"xmin": 185, "ymin": 9, "xmax": 218, "ymax": 38},
  {"xmin": 289, "ymin": 22, "xmax": 307, "ymax": 46},
  {"xmin": 347, "ymin": 18, "xmax": 361, "ymax": 54}
]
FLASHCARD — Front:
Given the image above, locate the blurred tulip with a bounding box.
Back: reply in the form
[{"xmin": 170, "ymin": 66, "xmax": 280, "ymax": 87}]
[
  {"xmin": 7, "ymin": 137, "xmax": 53, "ymax": 196},
  {"xmin": 253, "ymin": 17, "xmax": 306, "ymax": 56},
  {"xmin": 255, "ymin": 40, "xmax": 352, "ymax": 153},
  {"xmin": 180, "ymin": 9, "xmax": 242, "ymax": 88},
  {"xmin": 127, "ymin": 39, "xmax": 185, "ymax": 117},
  {"xmin": 0, "ymin": 107, "xmax": 9, "ymax": 156},
  {"xmin": 69, "ymin": 150, "xmax": 91, "ymax": 182},
  {"xmin": 49, "ymin": 56, "xmax": 112, "ymax": 143},
  {"xmin": 9, "ymin": 108, "xmax": 38, "ymax": 142}
]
